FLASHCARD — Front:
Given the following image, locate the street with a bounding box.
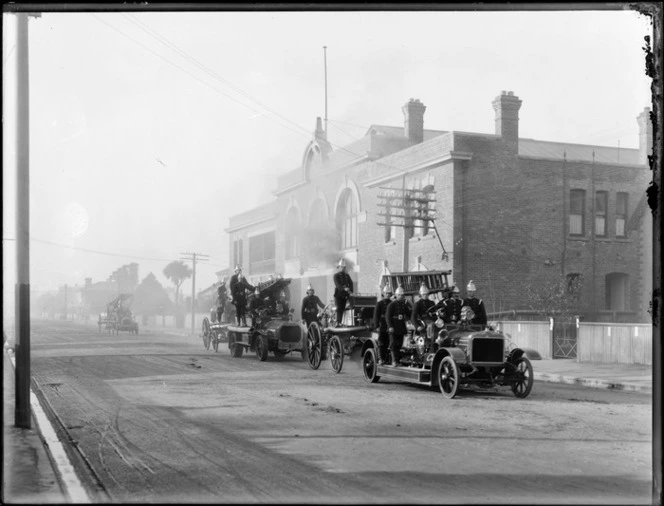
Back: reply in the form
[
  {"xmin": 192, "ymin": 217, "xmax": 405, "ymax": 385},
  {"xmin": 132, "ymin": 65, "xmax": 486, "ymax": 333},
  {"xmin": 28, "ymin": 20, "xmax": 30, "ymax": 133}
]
[{"xmin": 24, "ymin": 319, "xmax": 651, "ymax": 504}]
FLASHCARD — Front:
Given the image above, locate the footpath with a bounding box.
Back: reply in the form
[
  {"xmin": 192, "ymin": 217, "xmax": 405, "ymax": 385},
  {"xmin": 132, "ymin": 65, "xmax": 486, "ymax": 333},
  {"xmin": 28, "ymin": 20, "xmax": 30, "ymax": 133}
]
[{"xmin": 2, "ymin": 333, "xmax": 653, "ymax": 504}]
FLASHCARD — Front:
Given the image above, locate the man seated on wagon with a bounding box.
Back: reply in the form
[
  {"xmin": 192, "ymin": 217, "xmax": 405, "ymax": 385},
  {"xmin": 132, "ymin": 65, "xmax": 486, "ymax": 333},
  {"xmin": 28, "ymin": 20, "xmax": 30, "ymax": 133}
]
[
  {"xmin": 248, "ymin": 287, "xmax": 267, "ymax": 327},
  {"xmin": 411, "ymin": 283, "xmax": 437, "ymax": 343}
]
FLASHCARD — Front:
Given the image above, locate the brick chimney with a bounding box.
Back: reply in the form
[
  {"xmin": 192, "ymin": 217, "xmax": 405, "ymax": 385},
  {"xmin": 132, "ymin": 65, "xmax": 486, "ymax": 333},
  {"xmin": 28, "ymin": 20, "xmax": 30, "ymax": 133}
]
[
  {"xmin": 637, "ymin": 107, "xmax": 652, "ymax": 165},
  {"xmin": 402, "ymin": 98, "xmax": 426, "ymax": 144},
  {"xmin": 492, "ymin": 90, "xmax": 522, "ymax": 144}
]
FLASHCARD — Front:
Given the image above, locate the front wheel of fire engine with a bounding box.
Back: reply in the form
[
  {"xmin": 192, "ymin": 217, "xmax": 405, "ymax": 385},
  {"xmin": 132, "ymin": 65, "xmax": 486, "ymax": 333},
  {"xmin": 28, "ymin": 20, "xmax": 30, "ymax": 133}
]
[
  {"xmin": 438, "ymin": 356, "xmax": 459, "ymax": 399},
  {"xmin": 255, "ymin": 335, "xmax": 268, "ymax": 362},
  {"xmin": 229, "ymin": 333, "xmax": 243, "ymax": 358},
  {"xmin": 362, "ymin": 348, "xmax": 380, "ymax": 383},
  {"xmin": 202, "ymin": 317, "xmax": 211, "ymax": 350},
  {"xmin": 306, "ymin": 322, "xmax": 323, "ymax": 370},
  {"xmin": 510, "ymin": 356, "xmax": 534, "ymax": 398},
  {"xmin": 329, "ymin": 335, "xmax": 344, "ymax": 373}
]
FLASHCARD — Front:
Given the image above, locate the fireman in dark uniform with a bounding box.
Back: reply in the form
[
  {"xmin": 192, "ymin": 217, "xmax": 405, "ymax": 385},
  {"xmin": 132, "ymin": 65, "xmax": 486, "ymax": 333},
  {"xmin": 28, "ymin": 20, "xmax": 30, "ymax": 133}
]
[
  {"xmin": 229, "ymin": 265, "xmax": 241, "ymax": 296},
  {"xmin": 430, "ymin": 287, "xmax": 456, "ymax": 324},
  {"xmin": 462, "ymin": 280, "xmax": 487, "ymax": 327},
  {"xmin": 215, "ymin": 280, "xmax": 228, "ymax": 323},
  {"xmin": 385, "ymin": 285, "xmax": 412, "ymax": 366},
  {"xmin": 231, "ymin": 273, "xmax": 254, "ymax": 326},
  {"xmin": 411, "ymin": 284, "xmax": 437, "ymax": 342},
  {"xmin": 333, "ymin": 259, "xmax": 354, "ymax": 327},
  {"xmin": 301, "ymin": 285, "xmax": 325, "ymax": 326},
  {"xmin": 274, "ymin": 291, "xmax": 290, "ymax": 318},
  {"xmin": 373, "ymin": 284, "xmax": 393, "ymax": 365}
]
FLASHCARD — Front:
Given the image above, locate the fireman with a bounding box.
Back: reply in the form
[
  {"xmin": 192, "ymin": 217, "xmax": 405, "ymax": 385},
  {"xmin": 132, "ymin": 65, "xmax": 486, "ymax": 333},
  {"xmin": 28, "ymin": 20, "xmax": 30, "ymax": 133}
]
[
  {"xmin": 373, "ymin": 284, "xmax": 393, "ymax": 365},
  {"xmin": 411, "ymin": 283, "xmax": 436, "ymax": 342},
  {"xmin": 385, "ymin": 285, "xmax": 412, "ymax": 366},
  {"xmin": 248, "ymin": 287, "xmax": 265, "ymax": 327},
  {"xmin": 301, "ymin": 285, "xmax": 325, "ymax": 326},
  {"xmin": 231, "ymin": 272, "xmax": 254, "ymax": 326},
  {"xmin": 333, "ymin": 259, "xmax": 354, "ymax": 327},
  {"xmin": 275, "ymin": 291, "xmax": 290, "ymax": 318},
  {"xmin": 463, "ymin": 280, "xmax": 487, "ymax": 327},
  {"xmin": 215, "ymin": 279, "xmax": 228, "ymax": 323}
]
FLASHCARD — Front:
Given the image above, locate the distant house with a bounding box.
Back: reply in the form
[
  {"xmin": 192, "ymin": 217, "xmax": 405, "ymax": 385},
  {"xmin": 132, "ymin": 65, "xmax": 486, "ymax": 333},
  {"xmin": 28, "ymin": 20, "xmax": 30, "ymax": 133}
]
[{"xmin": 226, "ymin": 92, "xmax": 652, "ymax": 323}]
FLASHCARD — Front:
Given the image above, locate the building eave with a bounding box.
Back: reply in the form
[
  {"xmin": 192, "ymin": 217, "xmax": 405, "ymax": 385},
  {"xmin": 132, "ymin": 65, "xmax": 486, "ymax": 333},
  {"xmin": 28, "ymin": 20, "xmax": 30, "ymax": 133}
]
[
  {"xmin": 224, "ymin": 215, "xmax": 276, "ymax": 234},
  {"xmin": 364, "ymin": 151, "xmax": 473, "ymax": 188}
]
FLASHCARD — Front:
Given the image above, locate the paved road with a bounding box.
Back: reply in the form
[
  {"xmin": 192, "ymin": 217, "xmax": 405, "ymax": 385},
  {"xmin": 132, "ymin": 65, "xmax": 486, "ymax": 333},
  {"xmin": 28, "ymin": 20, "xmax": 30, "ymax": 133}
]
[{"xmin": 29, "ymin": 320, "xmax": 651, "ymax": 504}]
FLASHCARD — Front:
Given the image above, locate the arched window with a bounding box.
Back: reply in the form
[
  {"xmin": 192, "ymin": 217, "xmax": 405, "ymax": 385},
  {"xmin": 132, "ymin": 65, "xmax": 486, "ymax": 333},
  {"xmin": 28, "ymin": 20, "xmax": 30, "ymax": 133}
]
[
  {"xmin": 309, "ymin": 199, "xmax": 326, "ymax": 228},
  {"xmin": 605, "ymin": 273, "xmax": 629, "ymax": 311},
  {"xmin": 336, "ymin": 189, "xmax": 358, "ymax": 250},
  {"xmin": 285, "ymin": 207, "xmax": 300, "ymax": 259}
]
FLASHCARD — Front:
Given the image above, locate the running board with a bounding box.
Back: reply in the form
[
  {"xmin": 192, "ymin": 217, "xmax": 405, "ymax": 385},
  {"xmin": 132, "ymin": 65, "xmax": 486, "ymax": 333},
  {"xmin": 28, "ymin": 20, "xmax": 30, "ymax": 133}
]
[{"xmin": 376, "ymin": 365, "xmax": 432, "ymax": 385}]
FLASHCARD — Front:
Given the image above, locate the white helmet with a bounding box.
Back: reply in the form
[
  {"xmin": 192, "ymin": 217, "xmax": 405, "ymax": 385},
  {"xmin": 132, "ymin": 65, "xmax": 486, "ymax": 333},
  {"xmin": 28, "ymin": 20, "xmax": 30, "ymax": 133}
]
[
  {"xmin": 395, "ymin": 286, "xmax": 405, "ymax": 298},
  {"xmin": 254, "ymin": 287, "xmax": 260, "ymax": 295},
  {"xmin": 306, "ymin": 284, "xmax": 314, "ymax": 295},
  {"xmin": 419, "ymin": 284, "xmax": 429, "ymax": 297},
  {"xmin": 337, "ymin": 259, "xmax": 346, "ymax": 269},
  {"xmin": 234, "ymin": 265, "xmax": 241, "ymax": 273},
  {"xmin": 467, "ymin": 280, "xmax": 476, "ymax": 292},
  {"xmin": 382, "ymin": 284, "xmax": 393, "ymax": 296}
]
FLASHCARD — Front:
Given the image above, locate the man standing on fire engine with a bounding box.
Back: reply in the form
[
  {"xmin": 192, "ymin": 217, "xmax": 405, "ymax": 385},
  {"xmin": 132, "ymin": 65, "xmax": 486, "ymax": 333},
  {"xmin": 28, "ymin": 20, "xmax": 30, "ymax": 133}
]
[
  {"xmin": 215, "ymin": 279, "xmax": 228, "ymax": 323},
  {"xmin": 301, "ymin": 285, "xmax": 325, "ymax": 326},
  {"xmin": 411, "ymin": 283, "xmax": 436, "ymax": 341},
  {"xmin": 463, "ymin": 280, "xmax": 487, "ymax": 326},
  {"xmin": 385, "ymin": 286, "xmax": 412, "ymax": 366},
  {"xmin": 232, "ymin": 272, "xmax": 254, "ymax": 326},
  {"xmin": 373, "ymin": 284, "xmax": 393, "ymax": 365},
  {"xmin": 333, "ymin": 259, "xmax": 353, "ymax": 327}
]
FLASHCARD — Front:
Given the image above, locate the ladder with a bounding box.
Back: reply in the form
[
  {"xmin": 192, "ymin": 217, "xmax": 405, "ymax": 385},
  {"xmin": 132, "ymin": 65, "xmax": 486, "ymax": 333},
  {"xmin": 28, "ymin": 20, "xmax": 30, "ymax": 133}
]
[{"xmin": 380, "ymin": 270, "xmax": 452, "ymax": 295}]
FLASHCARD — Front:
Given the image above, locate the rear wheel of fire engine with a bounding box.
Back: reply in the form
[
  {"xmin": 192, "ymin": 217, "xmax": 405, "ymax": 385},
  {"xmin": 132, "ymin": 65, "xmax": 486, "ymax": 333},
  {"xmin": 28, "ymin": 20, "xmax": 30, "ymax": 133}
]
[
  {"xmin": 438, "ymin": 356, "xmax": 459, "ymax": 399},
  {"xmin": 511, "ymin": 356, "xmax": 534, "ymax": 398},
  {"xmin": 202, "ymin": 318, "xmax": 211, "ymax": 350},
  {"xmin": 212, "ymin": 332, "xmax": 219, "ymax": 353},
  {"xmin": 306, "ymin": 322, "xmax": 323, "ymax": 370},
  {"xmin": 329, "ymin": 335, "xmax": 344, "ymax": 373},
  {"xmin": 229, "ymin": 333, "xmax": 244, "ymax": 358},
  {"xmin": 255, "ymin": 335, "xmax": 268, "ymax": 361},
  {"xmin": 362, "ymin": 348, "xmax": 380, "ymax": 383}
]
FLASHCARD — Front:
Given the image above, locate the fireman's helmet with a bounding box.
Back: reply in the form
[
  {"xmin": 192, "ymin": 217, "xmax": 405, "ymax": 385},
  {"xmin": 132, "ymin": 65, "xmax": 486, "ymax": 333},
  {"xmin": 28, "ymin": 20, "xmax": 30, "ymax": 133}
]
[
  {"xmin": 254, "ymin": 287, "xmax": 260, "ymax": 295},
  {"xmin": 451, "ymin": 285, "xmax": 460, "ymax": 294},
  {"xmin": 234, "ymin": 265, "xmax": 241, "ymax": 273},
  {"xmin": 382, "ymin": 284, "xmax": 393, "ymax": 296},
  {"xmin": 395, "ymin": 286, "xmax": 405, "ymax": 298},
  {"xmin": 337, "ymin": 259, "xmax": 346, "ymax": 269},
  {"xmin": 419, "ymin": 284, "xmax": 429, "ymax": 297},
  {"xmin": 306, "ymin": 285, "xmax": 314, "ymax": 295},
  {"xmin": 279, "ymin": 291, "xmax": 286, "ymax": 300},
  {"xmin": 467, "ymin": 280, "xmax": 477, "ymax": 292}
]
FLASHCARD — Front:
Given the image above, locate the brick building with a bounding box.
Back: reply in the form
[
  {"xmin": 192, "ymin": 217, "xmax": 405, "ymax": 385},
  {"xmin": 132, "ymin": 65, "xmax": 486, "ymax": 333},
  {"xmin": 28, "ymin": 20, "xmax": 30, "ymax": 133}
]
[{"xmin": 226, "ymin": 92, "xmax": 652, "ymax": 323}]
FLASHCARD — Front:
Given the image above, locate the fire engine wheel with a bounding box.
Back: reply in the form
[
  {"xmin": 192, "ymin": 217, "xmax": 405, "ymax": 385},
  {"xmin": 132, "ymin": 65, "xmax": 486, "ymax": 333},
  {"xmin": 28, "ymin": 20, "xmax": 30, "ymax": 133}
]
[
  {"xmin": 329, "ymin": 335, "xmax": 344, "ymax": 373},
  {"xmin": 255, "ymin": 335, "xmax": 268, "ymax": 362},
  {"xmin": 202, "ymin": 318, "xmax": 211, "ymax": 350},
  {"xmin": 229, "ymin": 333, "xmax": 243, "ymax": 358},
  {"xmin": 510, "ymin": 356, "xmax": 534, "ymax": 398},
  {"xmin": 362, "ymin": 348, "xmax": 380, "ymax": 383},
  {"xmin": 438, "ymin": 356, "xmax": 459, "ymax": 399},
  {"xmin": 306, "ymin": 322, "xmax": 323, "ymax": 370}
]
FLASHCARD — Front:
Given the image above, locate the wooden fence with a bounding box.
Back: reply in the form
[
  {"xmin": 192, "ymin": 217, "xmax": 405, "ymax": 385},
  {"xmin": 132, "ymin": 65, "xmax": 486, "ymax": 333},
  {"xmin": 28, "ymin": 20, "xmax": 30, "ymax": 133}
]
[
  {"xmin": 577, "ymin": 323, "xmax": 652, "ymax": 365},
  {"xmin": 495, "ymin": 321, "xmax": 553, "ymax": 359}
]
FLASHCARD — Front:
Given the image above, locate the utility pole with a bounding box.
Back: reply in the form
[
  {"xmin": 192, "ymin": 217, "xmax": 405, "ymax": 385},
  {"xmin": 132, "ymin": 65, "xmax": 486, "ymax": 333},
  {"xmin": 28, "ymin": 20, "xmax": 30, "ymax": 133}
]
[
  {"xmin": 180, "ymin": 252, "xmax": 209, "ymax": 337},
  {"xmin": 63, "ymin": 284, "xmax": 68, "ymax": 320},
  {"xmin": 323, "ymin": 45, "xmax": 328, "ymax": 135},
  {"xmin": 14, "ymin": 10, "xmax": 40, "ymax": 429}
]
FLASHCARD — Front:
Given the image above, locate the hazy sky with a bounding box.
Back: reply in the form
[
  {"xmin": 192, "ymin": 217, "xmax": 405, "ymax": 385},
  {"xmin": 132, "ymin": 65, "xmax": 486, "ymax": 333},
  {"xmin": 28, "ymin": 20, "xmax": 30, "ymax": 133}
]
[{"xmin": 2, "ymin": 6, "xmax": 653, "ymax": 303}]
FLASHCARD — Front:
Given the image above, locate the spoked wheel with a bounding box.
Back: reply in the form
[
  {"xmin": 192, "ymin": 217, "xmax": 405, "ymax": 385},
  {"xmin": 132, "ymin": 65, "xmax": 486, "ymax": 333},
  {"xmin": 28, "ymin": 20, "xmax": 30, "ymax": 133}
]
[
  {"xmin": 202, "ymin": 317, "xmax": 211, "ymax": 350},
  {"xmin": 255, "ymin": 334, "xmax": 268, "ymax": 362},
  {"xmin": 510, "ymin": 356, "xmax": 534, "ymax": 398},
  {"xmin": 306, "ymin": 322, "xmax": 323, "ymax": 370},
  {"xmin": 329, "ymin": 335, "xmax": 344, "ymax": 373},
  {"xmin": 362, "ymin": 348, "xmax": 381, "ymax": 383},
  {"xmin": 438, "ymin": 356, "xmax": 460, "ymax": 399},
  {"xmin": 214, "ymin": 328, "xmax": 226, "ymax": 353},
  {"xmin": 229, "ymin": 332, "xmax": 244, "ymax": 358}
]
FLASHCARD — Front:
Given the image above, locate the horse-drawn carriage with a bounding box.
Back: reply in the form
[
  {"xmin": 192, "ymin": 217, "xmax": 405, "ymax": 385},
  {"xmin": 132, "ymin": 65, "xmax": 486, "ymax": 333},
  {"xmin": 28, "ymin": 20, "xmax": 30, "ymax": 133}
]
[{"xmin": 98, "ymin": 294, "xmax": 139, "ymax": 335}]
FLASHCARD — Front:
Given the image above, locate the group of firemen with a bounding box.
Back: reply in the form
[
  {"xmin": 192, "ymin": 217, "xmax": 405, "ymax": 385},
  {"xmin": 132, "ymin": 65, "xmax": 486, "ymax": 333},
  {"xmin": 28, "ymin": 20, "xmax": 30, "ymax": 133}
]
[
  {"xmin": 211, "ymin": 260, "xmax": 488, "ymax": 367},
  {"xmin": 372, "ymin": 280, "xmax": 487, "ymax": 366}
]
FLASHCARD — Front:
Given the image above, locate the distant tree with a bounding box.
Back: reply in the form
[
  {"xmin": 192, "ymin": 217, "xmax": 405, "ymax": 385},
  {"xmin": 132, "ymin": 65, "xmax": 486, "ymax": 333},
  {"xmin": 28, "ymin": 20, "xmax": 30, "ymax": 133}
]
[
  {"xmin": 133, "ymin": 273, "xmax": 172, "ymax": 324},
  {"xmin": 525, "ymin": 275, "xmax": 587, "ymax": 319},
  {"xmin": 163, "ymin": 261, "xmax": 192, "ymax": 319}
]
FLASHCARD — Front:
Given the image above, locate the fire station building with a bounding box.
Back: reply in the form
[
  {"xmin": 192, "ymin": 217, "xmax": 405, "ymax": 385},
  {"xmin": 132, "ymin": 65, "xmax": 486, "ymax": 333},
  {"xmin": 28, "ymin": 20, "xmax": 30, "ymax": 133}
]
[{"xmin": 226, "ymin": 91, "xmax": 652, "ymax": 323}]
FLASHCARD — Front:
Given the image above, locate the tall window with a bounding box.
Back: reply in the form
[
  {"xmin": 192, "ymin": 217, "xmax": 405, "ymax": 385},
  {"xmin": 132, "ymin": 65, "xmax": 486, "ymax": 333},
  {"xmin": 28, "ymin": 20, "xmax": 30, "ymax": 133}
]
[
  {"xmin": 285, "ymin": 208, "xmax": 300, "ymax": 259},
  {"xmin": 249, "ymin": 232, "xmax": 275, "ymax": 274},
  {"xmin": 337, "ymin": 189, "xmax": 358, "ymax": 250},
  {"xmin": 616, "ymin": 192, "xmax": 628, "ymax": 237},
  {"xmin": 595, "ymin": 191, "xmax": 607, "ymax": 237},
  {"xmin": 605, "ymin": 273, "xmax": 629, "ymax": 311},
  {"xmin": 233, "ymin": 239, "xmax": 243, "ymax": 268},
  {"xmin": 569, "ymin": 189, "xmax": 585, "ymax": 236}
]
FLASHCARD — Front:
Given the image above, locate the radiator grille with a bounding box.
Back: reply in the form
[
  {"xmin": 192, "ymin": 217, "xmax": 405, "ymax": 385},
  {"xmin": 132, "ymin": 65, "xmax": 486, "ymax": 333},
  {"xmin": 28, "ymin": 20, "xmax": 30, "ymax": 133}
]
[
  {"xmin": 471, "ymin": 338, "xmax": 504, "ymax": 363},
  {"xmin": 278, "ymin": 325, "xmax": 301, "ymax": 343}
]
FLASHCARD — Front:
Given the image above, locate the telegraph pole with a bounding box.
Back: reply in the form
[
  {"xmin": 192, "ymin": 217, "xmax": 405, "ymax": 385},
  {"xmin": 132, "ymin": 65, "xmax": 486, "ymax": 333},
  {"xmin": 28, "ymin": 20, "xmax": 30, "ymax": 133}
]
[
  {"xmin": 14, "ymin": 10, "xmax": 40, "ymax": 429},
  {"xmin": 323, "ymin": 45, "xmax": 328, "ymax": 135},
  {"xmin": 180, "ymin": 252, "xmax": 209, "ymax": 337}
]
